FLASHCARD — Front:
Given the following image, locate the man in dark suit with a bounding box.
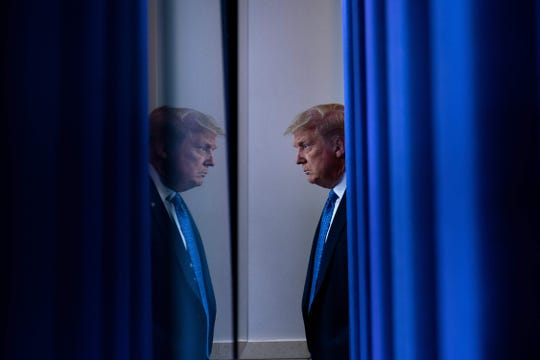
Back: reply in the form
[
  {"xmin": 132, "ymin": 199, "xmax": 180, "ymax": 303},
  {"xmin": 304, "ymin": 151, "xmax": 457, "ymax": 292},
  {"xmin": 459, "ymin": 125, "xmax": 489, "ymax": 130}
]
[
  {"xmin": 285, "ymin": 103, "xmax": 348, "ymax": 359},
  {"xmin": 149, "ymin": 106, "xmax": 224, "ymax": 360}
]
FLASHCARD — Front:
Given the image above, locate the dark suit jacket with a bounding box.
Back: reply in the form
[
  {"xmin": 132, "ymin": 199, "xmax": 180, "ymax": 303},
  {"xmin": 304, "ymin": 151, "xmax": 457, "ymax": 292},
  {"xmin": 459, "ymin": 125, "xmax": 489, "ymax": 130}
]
[
  {"xmin": 302, "ymin": 192, "xmax": 349, "ymax": 360},
  {"xmin": 150, "ymin": 180, "xmax": 216, "ymax": 360}
]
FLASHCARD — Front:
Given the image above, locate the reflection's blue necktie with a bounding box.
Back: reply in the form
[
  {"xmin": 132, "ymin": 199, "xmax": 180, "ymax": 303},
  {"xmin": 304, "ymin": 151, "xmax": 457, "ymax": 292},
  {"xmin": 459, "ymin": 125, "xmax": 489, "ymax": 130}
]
[
  {"xmin": 309, "ymin": 189, "xmax": 338, "ymax": 311},
  {"xmin": 168, "ymin": 193, "xmax": 210, "ymax": 353}
]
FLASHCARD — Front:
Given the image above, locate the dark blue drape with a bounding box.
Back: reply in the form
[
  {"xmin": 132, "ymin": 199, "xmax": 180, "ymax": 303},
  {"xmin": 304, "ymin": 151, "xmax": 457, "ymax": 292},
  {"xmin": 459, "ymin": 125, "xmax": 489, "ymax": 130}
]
[
  {"xmin": 344, "ymin": 0, "xmax": 540, "ymax": 359},
  {"xmin": 1, "ymin": 1, "xmax": 151, "ymax": 359}
]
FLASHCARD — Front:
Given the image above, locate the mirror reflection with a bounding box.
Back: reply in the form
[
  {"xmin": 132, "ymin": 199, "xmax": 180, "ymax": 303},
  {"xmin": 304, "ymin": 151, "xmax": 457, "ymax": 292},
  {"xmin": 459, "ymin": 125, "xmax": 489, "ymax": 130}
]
[
  {"xmin": 148, "ymin": 0, "xmax": 232, "ymax": 358},
  {"xmin": 148, "ymin": 0, "xmax": 342, "ymax": 359}
]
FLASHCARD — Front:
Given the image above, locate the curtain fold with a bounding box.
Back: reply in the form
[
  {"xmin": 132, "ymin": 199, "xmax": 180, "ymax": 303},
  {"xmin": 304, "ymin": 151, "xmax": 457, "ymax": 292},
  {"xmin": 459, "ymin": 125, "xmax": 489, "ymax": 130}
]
[
  {"xmin": 1, "ymin": 1, "xmax": 151, "ymax": 359},
  {"xmin": 344, "ymin": 0, "xmax": 540, "ymax": 359}
]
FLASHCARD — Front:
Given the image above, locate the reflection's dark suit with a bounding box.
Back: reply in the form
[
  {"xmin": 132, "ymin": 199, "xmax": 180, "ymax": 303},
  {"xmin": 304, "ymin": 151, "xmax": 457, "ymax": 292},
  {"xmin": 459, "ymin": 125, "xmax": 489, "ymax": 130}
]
[
  {"xmin": 150, "ymin": 180, "xmax": 216, "ymax": 360},
  {"xmin": 302, "ymin": 192, "xmax": 349, "ymax": 360}
]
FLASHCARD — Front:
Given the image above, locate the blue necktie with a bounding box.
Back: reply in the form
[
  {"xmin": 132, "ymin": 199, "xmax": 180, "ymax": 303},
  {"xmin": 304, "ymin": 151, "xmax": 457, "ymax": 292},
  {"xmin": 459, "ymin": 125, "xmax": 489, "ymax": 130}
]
[
  {"xmin": 309, "ymin": 189, "xmax": 338, "ymax": 310},
  {"xmin": 168, "ymin": 193, "xmax": 210, "ymax": 355}
]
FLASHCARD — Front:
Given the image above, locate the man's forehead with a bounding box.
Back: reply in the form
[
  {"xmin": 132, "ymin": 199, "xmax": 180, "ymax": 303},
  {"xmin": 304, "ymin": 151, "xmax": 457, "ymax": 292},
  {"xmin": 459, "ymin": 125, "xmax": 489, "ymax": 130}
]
[
  {"xmin": 185, "ymin": 132, "xmax": 217, "ymax": 151},
  {"xmin": 294, "ymin": 129, "xmax": 317, "ymax": 142},
  {"xmin": 190, "ymin": 130, "xmax": 217, "ymax": 141}
]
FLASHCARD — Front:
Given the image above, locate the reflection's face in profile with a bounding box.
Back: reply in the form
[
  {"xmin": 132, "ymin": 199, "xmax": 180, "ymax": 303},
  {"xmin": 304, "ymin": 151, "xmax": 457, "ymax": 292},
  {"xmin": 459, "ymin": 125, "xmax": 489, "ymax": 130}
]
[
  {"xmin": 293, "ymin": 128, "xmax": 342, "ymax": 189},
  {"xmin": 165, "ymin": 130, "xmax": 217, "ymax": 192}
]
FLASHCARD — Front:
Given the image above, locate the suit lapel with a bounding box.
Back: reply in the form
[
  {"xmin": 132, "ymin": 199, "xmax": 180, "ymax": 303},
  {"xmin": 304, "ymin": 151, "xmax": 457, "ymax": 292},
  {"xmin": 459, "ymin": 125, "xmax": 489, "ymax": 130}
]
[{"xmin": 302, "ymin": 222, "xmax": 319, "ymax": 313}]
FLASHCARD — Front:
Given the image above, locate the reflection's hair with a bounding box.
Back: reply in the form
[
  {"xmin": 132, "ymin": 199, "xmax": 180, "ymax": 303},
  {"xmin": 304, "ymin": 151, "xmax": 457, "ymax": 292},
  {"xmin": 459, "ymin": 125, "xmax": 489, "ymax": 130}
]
[
  {"xmin": 150, "ymin": 105, "xmax": 225, "ymax": 154},
  {"xmin": 284, "ymin": 103, "xmax": 344, "ymax": 141}
]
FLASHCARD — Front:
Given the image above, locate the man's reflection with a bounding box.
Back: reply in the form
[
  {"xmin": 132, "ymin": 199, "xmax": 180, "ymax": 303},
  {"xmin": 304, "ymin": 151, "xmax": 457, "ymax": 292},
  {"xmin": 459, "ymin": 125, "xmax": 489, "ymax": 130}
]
[{"xmin": 149, "ymin": 106, "xmax": 224, "ymax": 359}]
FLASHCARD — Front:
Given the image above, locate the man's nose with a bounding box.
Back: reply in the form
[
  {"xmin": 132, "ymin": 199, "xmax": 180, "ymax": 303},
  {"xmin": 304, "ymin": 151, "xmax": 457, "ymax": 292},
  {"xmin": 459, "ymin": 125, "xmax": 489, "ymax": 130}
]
[
  {"xmin": 296, "ymin": 150, "xmax": 305, "ymax": 165},
  {"xmin": 206, "ymin": 152, "xmax": 215, "ymax": 166}
]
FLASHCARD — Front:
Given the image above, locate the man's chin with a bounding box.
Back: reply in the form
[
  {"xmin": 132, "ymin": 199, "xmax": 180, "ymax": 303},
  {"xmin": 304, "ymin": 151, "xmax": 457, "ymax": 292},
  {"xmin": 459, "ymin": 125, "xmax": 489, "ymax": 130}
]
[
  {"xmin": 174, "ymin": 180, "xmax": 203, "ymax": 192},
  {"xmin": 307, "ymin": 177, "xmax": 327, "ymax": 188},
  {"xmin": 193, "ymin": 178, "xmax": 205, "ymax": 187}
]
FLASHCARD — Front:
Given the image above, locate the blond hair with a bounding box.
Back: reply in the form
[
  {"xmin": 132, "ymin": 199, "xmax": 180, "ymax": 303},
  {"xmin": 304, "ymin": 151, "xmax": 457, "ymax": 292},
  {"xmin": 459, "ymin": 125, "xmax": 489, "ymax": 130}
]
[
  {"xmin": 149, "ymin": 106, "xmax": 224, "ymax": 154},
  {"xmin": 284, "ymin": 103, "xmax": 344, "ymax": 140}
]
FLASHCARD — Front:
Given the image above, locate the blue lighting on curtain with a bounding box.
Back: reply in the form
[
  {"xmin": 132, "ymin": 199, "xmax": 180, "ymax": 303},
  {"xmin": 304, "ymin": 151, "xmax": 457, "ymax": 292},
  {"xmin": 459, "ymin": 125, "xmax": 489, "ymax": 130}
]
[
  {"xmin": 431, "ymin": 1, "xmax": 480, "ymax": 359},
  {"xmin": 344, "ymin": 0, "xmax": 540, "ymax": 359},
  {"xmin": 343, "ymin": 0, "xmax": 370, "ymax": 358}
]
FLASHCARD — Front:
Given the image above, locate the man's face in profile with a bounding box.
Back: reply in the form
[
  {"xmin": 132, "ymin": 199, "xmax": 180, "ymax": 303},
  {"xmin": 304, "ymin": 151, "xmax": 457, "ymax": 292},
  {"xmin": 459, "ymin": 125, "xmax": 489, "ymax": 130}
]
[
  {"xmin": 293, "ymin": 128, "xmax": 343, "ymax": 189},
  {"xmin": 164, "ymin": 130, "xmax": 217, "ymax": 192}
]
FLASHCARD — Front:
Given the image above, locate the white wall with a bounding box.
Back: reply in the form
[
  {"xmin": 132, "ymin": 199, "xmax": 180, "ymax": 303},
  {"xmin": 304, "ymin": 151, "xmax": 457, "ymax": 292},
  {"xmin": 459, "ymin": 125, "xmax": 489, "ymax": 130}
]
[
  {"xmin": 240, "ymin": 0, "xmax": 343, "ymax": 341},
  {"xmin": 149, "ymin": 0, "xmax": 343, "ymax": 344}
]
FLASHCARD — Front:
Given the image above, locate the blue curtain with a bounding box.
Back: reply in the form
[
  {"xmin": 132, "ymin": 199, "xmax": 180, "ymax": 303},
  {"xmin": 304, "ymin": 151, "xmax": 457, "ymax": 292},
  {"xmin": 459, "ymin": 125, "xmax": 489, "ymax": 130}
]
[
  {"xmin": 1, "ymin": 1, "xmax": 151, "ymax": 359},
  {"xmin": 344, "ymin": 0, "xmax": 540, "ymax": 359}
]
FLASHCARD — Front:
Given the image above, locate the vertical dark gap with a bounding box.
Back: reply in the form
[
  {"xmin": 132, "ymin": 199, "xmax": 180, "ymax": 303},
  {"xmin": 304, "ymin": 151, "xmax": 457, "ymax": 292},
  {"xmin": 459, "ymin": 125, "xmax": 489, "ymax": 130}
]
[
  {"xmin": 343, "ymin": 2, "xmax": 360, "ymax": 358},
  {"xmin": 0, "ymin": 2, "xmax": 15, "ymax": 356},
  {"xmin": 356, "ymin": 0, "xmax": 373, "ymax": 358},
  {"xmin": 374, "ymin": 0, "xmax": 393, "ymax": 358},
  {"xmin": 407, "ymin": 0, "xmax": 438, "ymax": 358},
  {"xmin": 220, "ymin": 1, "xmax": 239, "ymax": 359},
  {"xmin": 360, "ymin": 6, "xmax": 373, "ymax": 360}
]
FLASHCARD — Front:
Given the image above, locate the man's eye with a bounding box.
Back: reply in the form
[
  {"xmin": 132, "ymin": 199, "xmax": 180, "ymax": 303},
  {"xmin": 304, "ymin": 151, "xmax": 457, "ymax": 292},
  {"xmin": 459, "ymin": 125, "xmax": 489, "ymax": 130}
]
[{"xmin": 196, "ymin": 145, "xmax": 213, "ymax": 154}]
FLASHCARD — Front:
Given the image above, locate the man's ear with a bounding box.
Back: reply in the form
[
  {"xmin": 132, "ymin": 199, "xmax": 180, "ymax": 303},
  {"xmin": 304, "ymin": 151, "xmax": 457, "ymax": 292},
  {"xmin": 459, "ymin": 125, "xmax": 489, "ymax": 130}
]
[
  {"xmin": 153, "ymin": 142, "xmax": 168, "ymax": 160},
  {"xmin": 334, "ymin": 136, "xmax": 345, "ymax": 158}
]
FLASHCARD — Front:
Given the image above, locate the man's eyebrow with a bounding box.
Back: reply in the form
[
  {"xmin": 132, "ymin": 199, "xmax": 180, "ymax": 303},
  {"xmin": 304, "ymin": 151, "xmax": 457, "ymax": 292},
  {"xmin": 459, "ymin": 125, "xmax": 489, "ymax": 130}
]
[{"xmin": 202, "ymin": 141, "xmax": 217, "ymax": 150}]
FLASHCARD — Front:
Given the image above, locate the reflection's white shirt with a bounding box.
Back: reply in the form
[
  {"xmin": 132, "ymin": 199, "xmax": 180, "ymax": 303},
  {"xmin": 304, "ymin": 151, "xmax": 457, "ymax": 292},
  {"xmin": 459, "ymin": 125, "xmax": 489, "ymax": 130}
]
[{"xmin": 150, "ymin": 164, "xmax": 187, "ymax": 248}]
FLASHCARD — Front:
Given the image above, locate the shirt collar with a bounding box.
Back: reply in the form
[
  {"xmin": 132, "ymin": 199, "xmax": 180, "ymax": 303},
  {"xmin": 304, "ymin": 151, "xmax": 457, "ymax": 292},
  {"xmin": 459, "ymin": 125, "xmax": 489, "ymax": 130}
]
[
  {"xmin": 332, "ymin": 173, "xmax": 347, "ymax": 198},
  {"xmin": 149, "ymin": 164, "xmax": 177, "ymax": 203}
]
